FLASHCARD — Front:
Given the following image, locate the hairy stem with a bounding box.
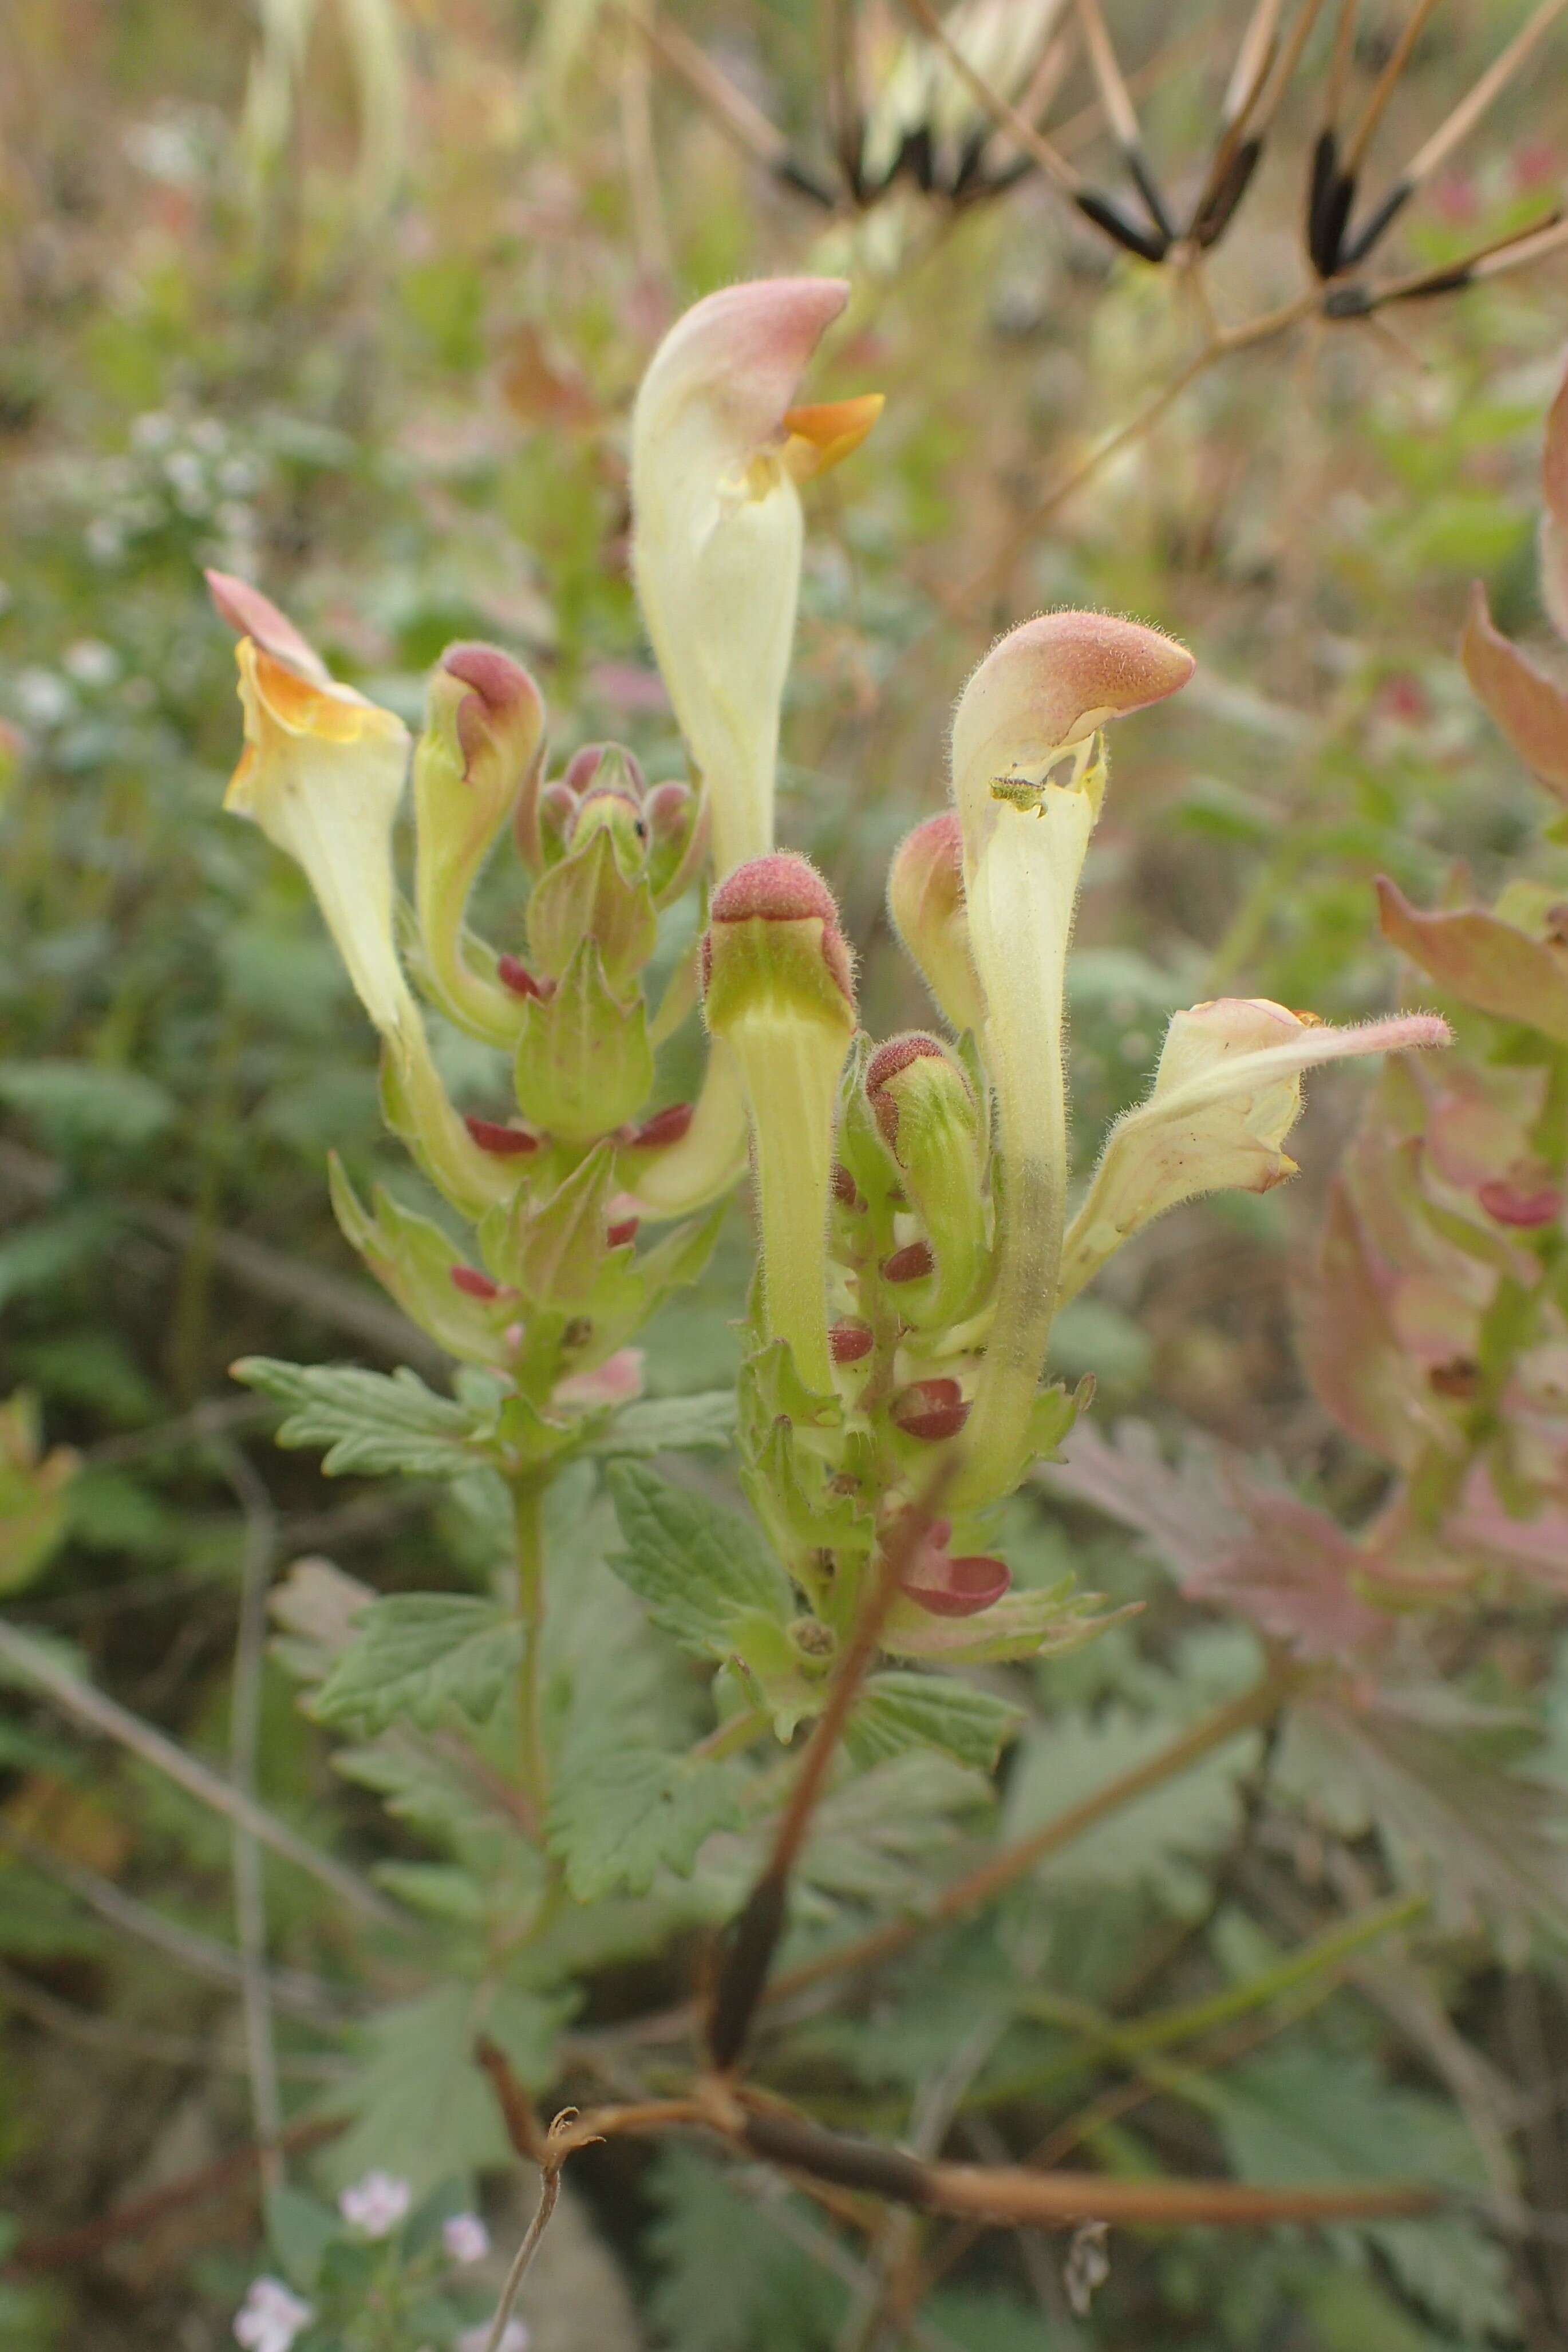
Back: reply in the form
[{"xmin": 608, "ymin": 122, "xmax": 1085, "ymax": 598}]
[{"xmin": 514, "ymin": 1475, "xmax": 550, "ymax": 1819}]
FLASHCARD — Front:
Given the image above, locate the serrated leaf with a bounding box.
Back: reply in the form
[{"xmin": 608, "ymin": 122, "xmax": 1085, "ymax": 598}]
[
  {"xmin": 323, "ymin": 1982, "xmax": 567, "ymax": 2196},
  {"xmin": 1005, "ymin": 1700, "xmax": 1259, "ymax": 1916},
  {"xmin": 234, "ymin": 1356, "xmax": 479, "ymax": 1478},
  {"xmin": 313, "ymin": 1595, "xmax": 520, "ymax": 1734},
  {"xmin": 548, "ymin": 1742, "xmax": 745, "ymax": 1899},
  {"xmin": 587, "ymin": 1391, "xmax": 737, "ymax": 1457},
  {"xmin": 605, "ymin": 1461, "xmax": 792, "ymax": 1658},
  {"xmin": 644, "ymin": 2148, "xmax": 848, "ymax": 2352},
  {"xmin": 1212, "ymin": 2047, "xmax": 1516, "ymax": 2342},
  {"xmin": 847, "ymin": 1672, "xmax": 1022, "ymax": 1771}
]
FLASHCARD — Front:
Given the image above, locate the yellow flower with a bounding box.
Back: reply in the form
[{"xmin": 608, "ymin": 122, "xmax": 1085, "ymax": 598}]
[
  {"xmin": 948, "ymin": 609, "xmax": 1194, "ymax": 1502},
  {"xmin": 630, "ymin": 277, "xmax": 880, "ymax": 881},
  {"xmin": 221, "ymin": 610, "xmax": 414, "ymax": 1048},
  {"xmin": 1059, "ymin": 998, "xmax": 1451, "ymax": 1304}
]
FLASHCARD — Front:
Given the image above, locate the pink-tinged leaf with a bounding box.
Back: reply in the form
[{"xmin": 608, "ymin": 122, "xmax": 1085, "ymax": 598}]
[
  {"xmin": 1542, "ymin": 361, "xmax": 1568, "ymax": 637},
  {"xmin": 1291, "ymin": 1690, "xmax": 1568, "ymax": 1946},
  {"xmin": 204, "ymin": 568, "xmax": 333, "ymax": 685},
  {"xmin": 1043, "ymin": 1419, "xmax": 1387, "ymax": 1664},
  {"xmin": 1297, "ymin": 1181, "xmax": 1437, "ymax": 1468},
  {"xmin": 1376, "ymin": 875, "xmax": 1568, "ymax": 1043},
  {"xmin": 1461, "ymin": 583, "xmax": 1568, "ymax": 802}
]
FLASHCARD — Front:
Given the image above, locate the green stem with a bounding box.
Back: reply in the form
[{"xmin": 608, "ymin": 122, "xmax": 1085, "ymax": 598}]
[
  {"xmin": 513, "ymin": 1475, "xmax": 549, "ymax": 1819},
  {"xmin": 690, "ymin": 1706, "xmax": 773, "ymax": 1763}
]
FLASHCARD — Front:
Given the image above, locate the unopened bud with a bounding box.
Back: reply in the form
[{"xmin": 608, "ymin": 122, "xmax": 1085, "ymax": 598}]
[
  {"xmin": 887, "ymin": 812, "xmax": 985, "ymax": 1036},
  {"xmin": 464, "ymin": 1114, "xmax": 539, "ymax": 1157},
  {"xmin": 643, "ymin": 778, "xmax": 708, "ymax": 904},
  {"xmin": 900, "ymin": 1548, "xmax": 1011, "ymax": 1618},
  {"xmin": 890, "ymin": 1377, "xmax": 970, "ymax": 1441},
  {"xmin": 512, "ymin": 938, "xmax": 654, "ymax": 1143},
  {"xmin": 830, "ymin": 1317, "xmax": 874, "ymax": 1363},
  {"xmin": 866, "ymin": 1033, "xmax": 988, "ymax": 1324},
  {"xmin": 414, "ymin": 644, "xmax": 544, "ymax": 1044},
  {"xmin": 883, "ymin": 1240, "xmax": 934, "ymax": 1283},
  {"xmin": 451, "ymin": 1264, "xmax": 504, "ymax": 1300},
  {"xmin": 526, "ymin": 821, "xmax": 657, "ymax": 995},
  {"xmin": 497, "ymin": 955, "xmax": 548, "ymax": 1000},
  {"xmin": 626, "ymin": 1102, "xmax": 694, "ymax": 1151},
  {"xmin": 702, "ymin": 854, "xmax": 856, "ymax": 1390}
]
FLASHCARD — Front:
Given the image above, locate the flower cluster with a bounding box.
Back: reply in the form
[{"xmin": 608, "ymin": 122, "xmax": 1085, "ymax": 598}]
[
  {"xmin": 211, "ymin": 279, "xmax": 878, "ymax": 1463},
  {"xmin": 699, "ymin": 613, "xmax": 1445, "ymax": 1698},
  {"xmin": 232, "ymin": 2175, "xmax": 503, "ymax": 2352},
  {"xmin": 213, "ymin": 273, "xmax": 1445, "ymax": 1720}
]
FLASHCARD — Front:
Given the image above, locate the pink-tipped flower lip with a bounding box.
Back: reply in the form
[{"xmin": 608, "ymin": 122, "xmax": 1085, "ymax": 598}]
[
  {"xmin": 866, "ymin": 1033, "xmax": 949, "ymax": 1094},
  {"xmin": 440, "ymin": 641, "xmax": 543, "ymax": 769},
  {"xmin": 866, "ymin": 1032, "xmax": 950, "ymax": 1147},
  {"xmin": 206, "ymin": 569, "xmax": 331, "ymax": 686},
  {"xmin": 702, "ymin": 851, "xmax": 855, "ymax": 1006},
  {"xmin": 639, "ymin": 277, "xmax": 852, "ymax": 460},
  {"xmin": 955, "ymin": 609, "xmax": 1195, "ymax": 778},
  {"xmin": 892, "ymin": 811, "xmax": 963, "ymax": 890},
  {"xmin": 710, "ymin": 851, "xmax": 840, "ymax": 926}
]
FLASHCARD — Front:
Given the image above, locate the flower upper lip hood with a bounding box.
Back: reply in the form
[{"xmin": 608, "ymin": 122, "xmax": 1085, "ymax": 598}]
[
  {"xmin": 951, "ymin": 607, "xmax": 1195, "ymax": 839},
  {"xmin": 630, "ymin": 275, "xmax": 878, "ymax": 881}
]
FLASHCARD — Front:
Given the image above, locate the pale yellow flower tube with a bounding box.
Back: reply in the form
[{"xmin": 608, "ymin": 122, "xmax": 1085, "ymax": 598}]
[{"xmin": 949, "ymin": 611, "xmax": 1194, "ymax": 1504}]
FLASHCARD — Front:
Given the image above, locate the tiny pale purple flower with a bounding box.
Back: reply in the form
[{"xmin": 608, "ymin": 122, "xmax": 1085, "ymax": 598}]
[
  {"xmin": 338, "ymin": 2169, "xmax": 412, "ymax": 2237},
  {"xmin": 234, "ymin": 2275, "xmax": 314, "ymax": 2352},
  {"xmin": 443, "ymin": 2212, "xmax": 491, "ymax": 2265}
]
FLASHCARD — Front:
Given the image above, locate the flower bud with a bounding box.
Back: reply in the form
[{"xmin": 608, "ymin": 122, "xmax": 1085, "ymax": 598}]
[
  {"xmin": 512, "ymin": 938, "xmax": 654, "ymax": 1143},
  {"xmin": 830, "ymin": 1317, "xmax": 874, "ymax": 1363},
  {"xmin": 865, "ymin": 1032, "xmax": 989, "ymax": 1325},
  {"xmin": 887, "ymin": 812, "xmax": 985, "ymax": 1035},
  {"xmin": 701, "ymin": 853, "xmax": 857, "ymax": 1390},
  {"xmin": 630, "ymin": 278, "xmax": 879, "ymax": 878},
  {"xmin": 949, "ymin": 610, "xmax": 1194, "ymax": 1506},
  {"xmin": 212, "ymin": 585, "xmax": 416, "ymax": 1051},
  {"xmin": 897, "ymin": 1518, "xmax": 1010, "ymax": 1617},
  {"xmin": 644, "ymin": 778, "xmax": 708, "ymax": 904},
  {"xmin": 526, "ymin": 822, "xmax": 658, "ymax": 995},
  {"xmin": 890, "ymin": 1377, "xmax": 970, "ymax": 1442},
  {"xmin": 413, "ymin": 644, "xmax": 544, "ymax": 1043},
  {"xmin": 1058, "ymin": 998, "xmax": 1452, "ymax": 1305}
]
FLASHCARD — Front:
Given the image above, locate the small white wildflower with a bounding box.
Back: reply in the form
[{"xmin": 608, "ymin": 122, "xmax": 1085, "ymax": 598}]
[
  {"xmin": 86, "ymin": 518, "xmax": 127, "ymax": 564},
  {"xmin": 12, "ymin": 669, "xmax": 74, "ymax": 729},
  {"xmin": 442, "ymin": 2213, "xmax": 491, "ymax": 2265},
  {"xmin": 338, "ymin": 2169, "xmax": 412, "ymax": 2237},
  {"xmin": 233, "ymin": 2274, "xmax": 313, "ymax": 2352},
  {"xmin": 456, "ymin": 2323, "xmax": 528, "ymax": 2352},
  {"xmin": 63, "ymin": 638, "xmax": 120, "ymax": 689},
  {"xmin": 131, "ymin": 411, "xmax": 175, "ymax": 453}
]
